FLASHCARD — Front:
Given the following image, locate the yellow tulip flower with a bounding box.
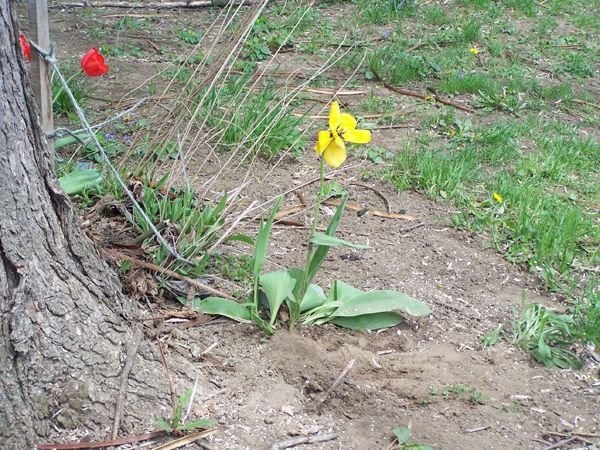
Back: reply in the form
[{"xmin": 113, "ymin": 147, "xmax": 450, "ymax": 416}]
[{"xmin": 315, "ymin": 101, "xmax": 371, "ymax": 168}]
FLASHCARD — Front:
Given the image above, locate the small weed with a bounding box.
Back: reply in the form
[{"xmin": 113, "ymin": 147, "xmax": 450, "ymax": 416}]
[
  {"xmin": 557, "ymin": 52, "xmax": 594, "ymax": 78},
  {"xmin": 368, "ymin": 47, "xmax": 429, "ymax": 84},
  {"xmin": 442, "ymin": 383, "xmax": 486, "ymax": 404},
  {"xmin": 213, "ymin": 254, "xmax": 254, "ymax": 293},
  {"xmin": 511, "ymin": 298, "xmax": 582, "ymax": 369},
  {"xmin": 156, "ymin": 389, "xmax": 214, "ymax": 433},
  {"xmin": 364, "ymin": 146, "xmax": 394, "ymax": 164},
  {"xmin": 502, "ymin": 402, "xmax": 522, "ymax": 413},
  {"xmin": 425, "ymin": 6, "xmax": 448, "ymax": 25},
  {"xmin": 391, "ymin": 426, "xmax": 434, "ymax": 450},
  {"xmin": 461, "ymin": 19, "xmax": 482, "ymax": 42},
  {"xmin": 482, "ymin": 325, "xmax": 503, "ymax": 346},
  {"xmin": 178, "ymin": 29, "xmax": 202, "ymax": 45}
]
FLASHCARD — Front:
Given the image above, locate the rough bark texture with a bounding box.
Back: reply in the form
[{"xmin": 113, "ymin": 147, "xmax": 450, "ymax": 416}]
[{"xmin": 0, "ymin": 2, "xmax": 169, "ymax": 446}]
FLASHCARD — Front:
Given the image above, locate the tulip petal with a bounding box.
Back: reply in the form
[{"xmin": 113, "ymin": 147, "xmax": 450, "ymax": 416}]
[
  {"xmin": 339, "ymin": 113, "xmax": 357, "ymax": 132},
  {"xmin": 316, "ymin": 130, "xmax": 333, "ymax": 155},
  {"xmin": 329, "ymin": 101, "xmax": 341, "ymax": 131},
  {"xmin": 323, "ymin": 135, "xmax": 347, "ymax": 168},
  {"xmin": 343, "ymin": 128, "xmax": 371, "ymax": 144}
]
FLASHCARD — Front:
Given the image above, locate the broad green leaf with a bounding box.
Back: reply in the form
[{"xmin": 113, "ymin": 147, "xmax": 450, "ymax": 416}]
[
  {"xmin": 54, "ymin": 133, "xmax": 90, "ymax": 149},
  {"xmin": 302, "ymin": 301, "xmax": 343, "ymax": 324},
  {"xmin": 330, "ymin": 312, "xmax": 404, "ymax": 330},
  {"xmin": 193, "ymin": 297, "xmax": 252, "ymax": 322},
  {"xmin": 288, "ymin": 268, "xmax": 307, "ymax": 302},
  {"xmin": 309, "ymin": 232, "xmax": 370, "ymax": 249},
  {"xmin": 305, "ymin": 197, "xmax": 347, "ymax": 286},
  {"xmin": 332, "ymin": 290, "xmax": 431, "ymax": 318},
  {"xmin": 300, "ymin": 283, "xmax": 327, "ymax": 313},
  {"xmin": 260, "ymin": 270, "xmax": 296, "ymax": 326},
  {"xmin": 253, "ymin": 197, "xmax": 282, "ymax": 278},
  {"xmin": 332, "ymin": 280, "xmax": 363, "ymax": 302},
  {"xmin": 58, "ymin": 169, "xmax": 103, "ymax": 195},
  {"xmin": 393, "ymin": 426, "xmax": 412, "ymax": 444}
]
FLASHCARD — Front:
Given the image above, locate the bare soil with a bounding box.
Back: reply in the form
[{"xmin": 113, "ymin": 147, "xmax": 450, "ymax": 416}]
[{"xmin": 20, "ymin": 3, "xmax": 600, "ymax": 449}]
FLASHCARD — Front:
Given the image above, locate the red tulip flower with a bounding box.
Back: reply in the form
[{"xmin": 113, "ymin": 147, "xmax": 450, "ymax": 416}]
[
  {"xmin": 19, "ymin": 33, "xmax": 31, "ymax": 61},
  {"xmin": 80, "ymin": 48, "xmax": 109, "ymax": 77}
]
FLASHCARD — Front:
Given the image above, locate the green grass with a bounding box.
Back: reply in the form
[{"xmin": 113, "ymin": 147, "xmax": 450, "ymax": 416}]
[
  {"xmin": 359, "ymin": 0, "xmax": 599, "ymax": 357},
  {"xmin": 199, "ymin": 75, "xmax": 306, "ymax": 158}
]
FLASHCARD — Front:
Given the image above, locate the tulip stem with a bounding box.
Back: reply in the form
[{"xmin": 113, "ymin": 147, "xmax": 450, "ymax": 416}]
[{"xmin": 291, "ymin": 158, "xmax": 325, "ymax": 332}]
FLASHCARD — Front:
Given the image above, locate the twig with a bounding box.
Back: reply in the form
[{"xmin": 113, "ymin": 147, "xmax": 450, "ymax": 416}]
[
  {"xmin": 102, "ymin": 249, "xmax": 236, "ymax": 300},
  {"xmin": 400, "ymin": 222, "xmax": 426, "ymax": 234},
  {"xmin": 153, "ymin": 429, "xmax": 219, "ymax": 450},
  {"xmin": 157, "ymin": 337, "xmax": 177, "ymax": 415},
  {"xmin": 543, "ymin": 436, "xmax": 577, "ymax": 450},
  {"xmin": 465, "ymin": 426, "xmax": 490, "ymax": 433},
  {"xmin": 50, "ymin": 96, "xmax": 149, "ymax": 139},
  {"xmin": 323, "ymin": 199, "xmax": 419, "ymax": 221},
  {"xmin": 269, "ymin": 433, "xmax": 339, "ymax": 450},
  {"xmin": 349, "ymin": 182, "xmax": 391, "ymax": 213},
  {"xmin": 36, "ymin": 431, "xmax": 166, "ymax": 449},
  {"xmin": 49, "ymin": 1, "xmax": 251, "ymax": 9},
  {"xmin": 369, "ymin": 68, "xmax": 476, "ymax": 114},
  {"xmin": 112, "ymin": 327, "xmax": 144, "ymax": 439},
  {"xmin": 316, "ymin": 358, "xmax": 356, "ymax": 410},
  {"xmin": 573, "ymin": 98, "xmax": 600, "ymax": 110}
]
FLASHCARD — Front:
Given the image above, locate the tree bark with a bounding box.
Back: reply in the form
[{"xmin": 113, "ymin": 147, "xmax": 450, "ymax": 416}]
[{"xmin": 0, "ymin": 2, "xmax": 168, "ymax": 446}]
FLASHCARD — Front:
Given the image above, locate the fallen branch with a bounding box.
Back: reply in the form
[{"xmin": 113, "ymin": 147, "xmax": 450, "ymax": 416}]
[
  {"xmin": 112, "ymin": 327, "xmax": 144, "ymax": 439},
  {"xmin": 36, "ymin": 431, "xmax": 166, "ymax": 449},
  {"xmin": 269, "ymin": 432, "xmax": 339, "ymax": 450},
  {"xmin": 315, "ymin": 358, "xmax": 356, "ymax": 411},
  {"xmin": 349, "ymin": 182, "xmax": 391, "ymax": 213},
  {"xmin": 50, "ymin": 1, "xmax": 250, "ymax": 9},
  {"xmin": 102, "ymin": 249, "xmax": 236, "ymax": 299},
  {"xmin": 369, "ymin": 67, "xmax": 476, "ymax": 114},
  {"xmin": 154, "ymin": 429, "xmax": 219, "ymax": 450},
  {"xmin": 573, "ymin": 98, "xmax": 600, "ymax": 110},
  {"xmin": 323, "ymin": 199, "xmax": 419, "ymax": 221}
]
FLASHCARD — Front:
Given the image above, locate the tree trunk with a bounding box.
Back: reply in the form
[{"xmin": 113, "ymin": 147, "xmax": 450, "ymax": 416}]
[{"xmin": 0, "ymin": 2, "xmax": 167, "ymax": 446}]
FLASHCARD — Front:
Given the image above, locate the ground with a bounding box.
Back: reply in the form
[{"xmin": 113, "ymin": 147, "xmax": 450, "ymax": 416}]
[{"xmin": 19, "ymin": 0, "xmax": 599, "ymax": 448}]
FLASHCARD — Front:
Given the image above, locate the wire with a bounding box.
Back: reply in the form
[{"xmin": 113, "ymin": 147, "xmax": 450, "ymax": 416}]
[{"xmin": 28, "ymin": 40, "xmax": 193, "ymax": 266}]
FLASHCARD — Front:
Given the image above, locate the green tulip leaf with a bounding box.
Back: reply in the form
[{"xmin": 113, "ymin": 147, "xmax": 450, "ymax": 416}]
[
  {"xmin": 300, "ymin": 283, "xmax": 327, "ymax": 313},
  {"xmin": 332, "ymin": 290, "xmax": 431, "ymax": 318},
  {"xmin": 260, "ymin": 270, "xmax": 296, "ymax": 325},
  {"xmin": 309, "ymin": 232, "xmax": 370, "ymax": 249},
  {"xmin": 330, "ymin": 312, "xmax": 404, "ymax": 330},
  {"xmin": 58, "ymin": 168, "xmax": 103, "ymax": 195},
  {"xmin": 306, "ymin": 197, "xmax": 347, "ymax": 286},
  {"xmin": 331, "ymin": 280, "xmax": 363, "ymax": 302},
  {"xmin": 193, "ymin": 297, "xmax": 252, "ymax": 322}
]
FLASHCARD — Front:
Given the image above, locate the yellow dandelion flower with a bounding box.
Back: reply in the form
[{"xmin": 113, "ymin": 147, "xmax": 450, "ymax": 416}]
[
  {"xmin": 493, "ymin": 192, "xmax": 503, "ymax": 203},
  {"xmin": 469, "ymin": 47, "xmax": 479, "ymax": 55}
]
